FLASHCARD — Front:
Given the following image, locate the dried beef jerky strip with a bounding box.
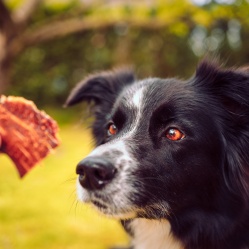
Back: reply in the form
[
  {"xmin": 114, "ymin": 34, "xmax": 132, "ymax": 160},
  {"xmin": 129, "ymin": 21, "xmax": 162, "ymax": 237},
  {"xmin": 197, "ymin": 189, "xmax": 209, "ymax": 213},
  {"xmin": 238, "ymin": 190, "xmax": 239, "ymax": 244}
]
[{"xmin": 0, "ymin": 95, "xmax": 60, "ymax": 177}]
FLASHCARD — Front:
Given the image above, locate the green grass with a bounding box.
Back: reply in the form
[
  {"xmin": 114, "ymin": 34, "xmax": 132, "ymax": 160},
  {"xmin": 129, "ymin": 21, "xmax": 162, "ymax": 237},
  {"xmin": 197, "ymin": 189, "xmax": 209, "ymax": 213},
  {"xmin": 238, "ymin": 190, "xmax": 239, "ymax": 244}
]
[{"xmin": 0, "ymin": 125, "xmax": 129, "ymax": 249}]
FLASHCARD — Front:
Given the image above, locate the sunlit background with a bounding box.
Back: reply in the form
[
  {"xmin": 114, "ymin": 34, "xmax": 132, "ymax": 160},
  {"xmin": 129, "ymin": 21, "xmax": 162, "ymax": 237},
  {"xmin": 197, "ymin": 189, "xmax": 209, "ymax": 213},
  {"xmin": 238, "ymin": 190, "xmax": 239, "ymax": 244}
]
[{"xmin": 1, "ymin": 0, "xmax": 249, "ymax": 248}]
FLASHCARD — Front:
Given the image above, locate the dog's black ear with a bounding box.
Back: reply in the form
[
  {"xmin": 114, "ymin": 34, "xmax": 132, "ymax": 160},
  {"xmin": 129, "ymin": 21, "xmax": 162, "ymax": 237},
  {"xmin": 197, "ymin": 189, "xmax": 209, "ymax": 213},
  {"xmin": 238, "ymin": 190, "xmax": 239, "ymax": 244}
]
[
  {"xmin": 195, "ymin": 60, "xmax": 249, "ymax": 199},
  {"xmin": 64, "ymin": 68, "xmax": 135, "ymax": 107},
  {"xmin": 195, "ymin": 60, "xmax": 249, "ymax": 124},
  {"xmin": 195, "ymin": 60, "xmax": 249, "ymax": 101},
  {"xmin": 64, "ymin": 68, "xmax": 135, "ymax": 145}
]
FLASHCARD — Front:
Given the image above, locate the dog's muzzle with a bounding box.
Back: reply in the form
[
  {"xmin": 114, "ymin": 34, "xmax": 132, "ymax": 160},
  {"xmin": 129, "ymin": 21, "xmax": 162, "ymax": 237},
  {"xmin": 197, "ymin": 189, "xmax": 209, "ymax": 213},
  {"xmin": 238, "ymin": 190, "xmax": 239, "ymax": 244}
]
[{"xmin": 76, "ymin": 157, "xmax": 117, "ymax": 190}]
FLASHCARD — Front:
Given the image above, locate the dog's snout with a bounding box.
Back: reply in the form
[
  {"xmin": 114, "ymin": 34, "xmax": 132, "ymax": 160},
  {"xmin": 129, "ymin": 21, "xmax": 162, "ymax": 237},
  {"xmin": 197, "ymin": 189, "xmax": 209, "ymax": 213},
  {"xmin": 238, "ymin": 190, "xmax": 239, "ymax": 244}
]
[{"xmin": 76, "ymin": 157, "xmax": 117, "ymax": 190}]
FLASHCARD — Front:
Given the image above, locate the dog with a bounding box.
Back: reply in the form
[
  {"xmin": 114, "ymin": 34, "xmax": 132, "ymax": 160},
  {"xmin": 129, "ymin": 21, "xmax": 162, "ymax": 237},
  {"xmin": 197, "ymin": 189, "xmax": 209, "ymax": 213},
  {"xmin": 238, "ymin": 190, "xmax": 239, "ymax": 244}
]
[{"xmin": 65, "ymin": 60, "xmax": 249, "ymax": 249}]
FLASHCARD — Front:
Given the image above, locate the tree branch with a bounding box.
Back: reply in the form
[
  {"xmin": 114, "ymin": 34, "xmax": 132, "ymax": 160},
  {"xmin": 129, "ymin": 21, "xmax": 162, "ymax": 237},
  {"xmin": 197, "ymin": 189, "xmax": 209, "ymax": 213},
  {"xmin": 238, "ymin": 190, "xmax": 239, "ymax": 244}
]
[{"xmin": 19, "ymin": 16, "xmax": 167, "ymax": 48}]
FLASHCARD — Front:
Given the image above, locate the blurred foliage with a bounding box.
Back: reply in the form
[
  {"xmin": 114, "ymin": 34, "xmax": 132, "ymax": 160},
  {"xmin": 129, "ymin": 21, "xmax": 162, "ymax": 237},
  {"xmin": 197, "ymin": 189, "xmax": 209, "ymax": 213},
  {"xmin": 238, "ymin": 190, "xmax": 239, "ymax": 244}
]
[{"xmin": 4, "ymin": 0, "xmax": 249, "ymax": 107}]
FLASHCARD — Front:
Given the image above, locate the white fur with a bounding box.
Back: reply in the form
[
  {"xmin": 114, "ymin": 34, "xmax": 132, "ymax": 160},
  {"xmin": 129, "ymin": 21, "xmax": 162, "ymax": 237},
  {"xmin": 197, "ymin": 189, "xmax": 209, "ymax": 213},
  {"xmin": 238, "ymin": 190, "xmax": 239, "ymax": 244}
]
[
  {"xmin": 131, "ymin": 219, "xmax": 184, "ymax": 249},
  {"xmin": 132, "ymin": 87, "xmax": 144, "ymax": 108},
  {"xmin": 87, "ymin": 140, "xmax": 130, "ymax": 164},
  {"xmin": 123, "ymin": 85, "xmax": 147, "ymax": 137}
]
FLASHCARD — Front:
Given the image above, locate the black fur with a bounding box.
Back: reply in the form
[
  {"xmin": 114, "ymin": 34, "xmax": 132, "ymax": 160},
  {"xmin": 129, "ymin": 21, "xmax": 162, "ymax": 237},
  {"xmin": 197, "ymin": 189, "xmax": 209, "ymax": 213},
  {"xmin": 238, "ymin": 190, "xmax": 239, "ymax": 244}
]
[{"xmin": 66, "ymin": 61, "xmax": 249, "ymax": 249}]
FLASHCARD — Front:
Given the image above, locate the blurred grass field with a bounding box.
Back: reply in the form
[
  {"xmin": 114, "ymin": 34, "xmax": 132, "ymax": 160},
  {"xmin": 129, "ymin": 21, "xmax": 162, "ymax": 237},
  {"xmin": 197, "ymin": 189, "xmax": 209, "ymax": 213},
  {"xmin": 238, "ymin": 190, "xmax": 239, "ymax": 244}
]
[{"xmin": 0, "ymin": 123, "xmax": 129, "ymax": 249}]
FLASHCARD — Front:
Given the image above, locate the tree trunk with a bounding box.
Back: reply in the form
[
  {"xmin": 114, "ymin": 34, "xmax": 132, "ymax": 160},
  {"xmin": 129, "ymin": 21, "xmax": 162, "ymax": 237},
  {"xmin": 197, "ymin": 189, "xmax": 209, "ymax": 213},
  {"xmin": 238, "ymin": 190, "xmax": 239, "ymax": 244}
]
[
  {"xmin": 0, "ymin": 34, "xmax": 10, "ymax": 94},
  {"xmin": 0, "ymin": 57, "xmax": 11, "ymax": 94}
]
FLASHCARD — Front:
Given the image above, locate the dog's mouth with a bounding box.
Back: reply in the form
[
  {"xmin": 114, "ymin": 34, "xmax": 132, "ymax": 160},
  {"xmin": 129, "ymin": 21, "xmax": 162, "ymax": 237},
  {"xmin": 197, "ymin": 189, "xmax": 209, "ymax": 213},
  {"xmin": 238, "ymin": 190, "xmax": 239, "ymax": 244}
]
[{"xmin": 87, "ymin": 194, "xmax": 137, "ymax": 219}]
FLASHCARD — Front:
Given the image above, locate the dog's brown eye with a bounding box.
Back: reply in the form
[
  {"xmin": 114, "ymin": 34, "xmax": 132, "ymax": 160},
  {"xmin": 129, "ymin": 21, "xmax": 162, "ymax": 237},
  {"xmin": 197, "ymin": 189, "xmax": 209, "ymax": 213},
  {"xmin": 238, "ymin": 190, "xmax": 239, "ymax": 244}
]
[
  {"xmin": 166, "ymin": 128, "xmax": 185, "ymax": 141},
  {"xmin": 108, "ymin": 124, "xmax": 118, "ymax": 136}
]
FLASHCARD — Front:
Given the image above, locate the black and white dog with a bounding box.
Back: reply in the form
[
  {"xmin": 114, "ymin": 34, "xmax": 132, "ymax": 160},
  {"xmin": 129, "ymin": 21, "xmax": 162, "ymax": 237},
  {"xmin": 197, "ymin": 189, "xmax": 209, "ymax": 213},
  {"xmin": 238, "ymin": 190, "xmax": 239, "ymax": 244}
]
[{"xmin": 65, "ymin": 61, "xmax": 249, "ymax": 249}]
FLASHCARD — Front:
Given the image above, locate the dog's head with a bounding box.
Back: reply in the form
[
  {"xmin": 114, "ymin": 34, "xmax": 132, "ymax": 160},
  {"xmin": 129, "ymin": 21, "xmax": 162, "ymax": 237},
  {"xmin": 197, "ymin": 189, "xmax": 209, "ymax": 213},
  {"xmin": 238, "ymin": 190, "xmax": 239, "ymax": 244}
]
[{"xmin": 65, "ymin": 62, "xmax": 249, "ymax": 220}]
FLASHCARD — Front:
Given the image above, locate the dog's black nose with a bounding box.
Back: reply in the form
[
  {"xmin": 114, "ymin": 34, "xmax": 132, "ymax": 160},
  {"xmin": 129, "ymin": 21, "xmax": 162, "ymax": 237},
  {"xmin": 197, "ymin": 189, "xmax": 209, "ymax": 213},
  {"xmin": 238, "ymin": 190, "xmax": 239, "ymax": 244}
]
[{"xmin": 76, "ymin": 157, "xmax": 116, "ymax": 190}]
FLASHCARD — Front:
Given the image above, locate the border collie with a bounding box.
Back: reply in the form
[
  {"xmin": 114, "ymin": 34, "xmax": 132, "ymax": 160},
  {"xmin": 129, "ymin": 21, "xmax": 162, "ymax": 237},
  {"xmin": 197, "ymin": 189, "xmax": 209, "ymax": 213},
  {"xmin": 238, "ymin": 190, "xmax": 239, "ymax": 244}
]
[{"xmin": 65, "ymin": 61, "xmax": 249, "ymax": 249}]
